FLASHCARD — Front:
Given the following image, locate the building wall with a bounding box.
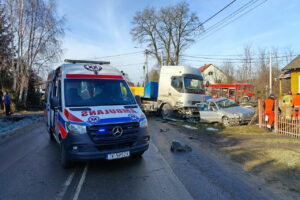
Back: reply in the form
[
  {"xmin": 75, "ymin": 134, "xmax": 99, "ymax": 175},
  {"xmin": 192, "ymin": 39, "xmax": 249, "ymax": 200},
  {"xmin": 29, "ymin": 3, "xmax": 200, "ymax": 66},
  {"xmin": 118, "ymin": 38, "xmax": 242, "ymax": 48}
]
[
  {"xmin": 202, "ymin": 65, "xmax": 228, "ymax": 84},
  {"xmin": 291, "ymin": 69, "xmax": 300, "ymax": 94}
]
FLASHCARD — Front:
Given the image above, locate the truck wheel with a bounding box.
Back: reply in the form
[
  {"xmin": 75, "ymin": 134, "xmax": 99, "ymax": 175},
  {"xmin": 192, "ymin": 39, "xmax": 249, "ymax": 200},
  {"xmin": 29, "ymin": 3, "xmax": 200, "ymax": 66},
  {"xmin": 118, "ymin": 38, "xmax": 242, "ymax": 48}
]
[
  {"xmin": 61, "ymin": 144, "xmax": 74, "ymax": 168},
  {"xmin": 222, "ymin": 116, "xmax": 231, "ymax": 127},
  {"xmin": 162, "ymin": 104, "xmax": 173, "ymax": 119}
]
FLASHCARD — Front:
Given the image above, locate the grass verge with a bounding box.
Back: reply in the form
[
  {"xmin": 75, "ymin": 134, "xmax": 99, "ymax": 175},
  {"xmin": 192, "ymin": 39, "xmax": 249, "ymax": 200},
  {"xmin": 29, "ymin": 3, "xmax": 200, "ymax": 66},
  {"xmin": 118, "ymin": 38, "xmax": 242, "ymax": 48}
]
[{"xmin": 180, "ymin": 122, "xmax": 300, "ymax": 196}]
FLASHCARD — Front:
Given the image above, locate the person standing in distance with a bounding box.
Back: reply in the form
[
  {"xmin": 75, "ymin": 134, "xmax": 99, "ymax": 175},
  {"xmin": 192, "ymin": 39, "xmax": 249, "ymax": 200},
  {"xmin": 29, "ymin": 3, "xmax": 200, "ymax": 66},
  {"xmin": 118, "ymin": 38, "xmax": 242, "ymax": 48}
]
[
  {"xmin": 3, "ymin": 92, "xmax": 11, "ymax": 116},
  {"xmin": 264, "ymin": 93, "xmax": 275, "ymax": 131}
]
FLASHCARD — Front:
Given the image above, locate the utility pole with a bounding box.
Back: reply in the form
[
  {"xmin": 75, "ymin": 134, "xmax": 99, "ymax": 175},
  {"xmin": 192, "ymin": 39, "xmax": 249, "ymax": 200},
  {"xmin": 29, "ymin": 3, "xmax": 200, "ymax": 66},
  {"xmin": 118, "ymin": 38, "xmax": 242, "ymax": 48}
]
[
  {"xmin": 269, "ymin": 53, "xmax": 272, "ymax": 94},
  {"xmin": 144, "ymin": 49, "xmax": 149, "ymax": 85}
]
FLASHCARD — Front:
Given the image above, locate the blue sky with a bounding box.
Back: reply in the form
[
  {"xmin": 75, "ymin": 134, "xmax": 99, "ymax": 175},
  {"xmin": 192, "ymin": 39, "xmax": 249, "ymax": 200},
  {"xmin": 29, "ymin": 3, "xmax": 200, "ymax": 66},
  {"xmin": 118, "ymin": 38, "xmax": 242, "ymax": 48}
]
[{"xmin": 57, "ymin": 0, "xmax": 300, "ymax": 84}]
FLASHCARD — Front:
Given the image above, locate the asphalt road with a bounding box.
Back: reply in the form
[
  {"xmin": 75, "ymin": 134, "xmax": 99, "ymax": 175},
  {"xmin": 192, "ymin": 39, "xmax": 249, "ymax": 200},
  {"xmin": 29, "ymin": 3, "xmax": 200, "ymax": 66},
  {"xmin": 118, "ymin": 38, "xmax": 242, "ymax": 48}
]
[{"xmin": 0, "ymin": 118, "xmax": 280, "ymax": 200}]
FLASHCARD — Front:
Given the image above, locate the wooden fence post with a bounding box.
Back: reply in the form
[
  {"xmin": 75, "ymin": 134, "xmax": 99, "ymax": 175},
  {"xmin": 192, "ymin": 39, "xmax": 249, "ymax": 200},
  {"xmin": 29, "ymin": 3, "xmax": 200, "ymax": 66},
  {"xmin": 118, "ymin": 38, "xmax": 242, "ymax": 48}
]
[{"xmin": 258, "ymin": 99, "xmax": 262, "ymax": 128}]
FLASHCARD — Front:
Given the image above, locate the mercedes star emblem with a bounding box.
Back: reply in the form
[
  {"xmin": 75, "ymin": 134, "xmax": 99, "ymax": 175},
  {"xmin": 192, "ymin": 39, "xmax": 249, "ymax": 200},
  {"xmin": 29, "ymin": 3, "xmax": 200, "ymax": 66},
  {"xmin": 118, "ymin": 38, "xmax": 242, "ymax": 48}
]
[{"xmin": 112, "ymin": 126, "xmax": 123, "ymax": 137}]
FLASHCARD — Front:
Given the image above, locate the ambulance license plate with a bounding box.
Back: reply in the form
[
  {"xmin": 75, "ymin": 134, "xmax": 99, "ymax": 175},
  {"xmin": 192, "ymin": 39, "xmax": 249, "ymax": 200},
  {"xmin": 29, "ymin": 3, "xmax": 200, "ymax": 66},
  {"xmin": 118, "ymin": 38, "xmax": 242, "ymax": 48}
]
[{"xmin": 106, "ymin": 151, "xmax": 130, "ymax": 160}]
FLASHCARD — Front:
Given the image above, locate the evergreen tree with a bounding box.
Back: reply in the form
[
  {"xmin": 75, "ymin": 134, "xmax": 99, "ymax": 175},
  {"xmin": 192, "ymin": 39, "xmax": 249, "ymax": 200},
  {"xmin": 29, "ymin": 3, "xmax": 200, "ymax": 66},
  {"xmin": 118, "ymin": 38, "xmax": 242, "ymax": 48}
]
[{"xmin": 0, "ymin": 8, "xmax": 14, "ymax": 91}]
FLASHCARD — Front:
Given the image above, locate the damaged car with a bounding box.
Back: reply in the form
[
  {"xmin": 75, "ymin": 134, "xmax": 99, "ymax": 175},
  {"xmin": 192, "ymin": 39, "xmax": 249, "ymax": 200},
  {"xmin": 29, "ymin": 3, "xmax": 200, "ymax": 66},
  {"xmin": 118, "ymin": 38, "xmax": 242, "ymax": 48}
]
[{"xmin": 197, "ymin": 98, "xmax": 255, "ymax": 126}]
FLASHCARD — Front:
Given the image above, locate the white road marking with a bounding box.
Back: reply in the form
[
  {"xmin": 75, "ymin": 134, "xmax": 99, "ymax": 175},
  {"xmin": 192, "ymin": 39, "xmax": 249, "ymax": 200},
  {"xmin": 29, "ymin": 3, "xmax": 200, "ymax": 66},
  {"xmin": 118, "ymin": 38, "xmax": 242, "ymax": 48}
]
[
  {"xmin": 55, "ymin": 169, "xmax": 76, "ymax": 200},
  {"xmin": 73, "ymin": 164, "xmax": 89, "ymax": 200}
]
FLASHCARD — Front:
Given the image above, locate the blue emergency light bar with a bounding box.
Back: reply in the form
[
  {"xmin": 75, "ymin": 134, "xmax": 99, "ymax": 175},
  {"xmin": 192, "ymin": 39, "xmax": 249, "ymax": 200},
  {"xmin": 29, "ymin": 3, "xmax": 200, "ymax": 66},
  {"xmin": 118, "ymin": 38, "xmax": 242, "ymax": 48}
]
[{"xmin": 64, "ymin": 59, "xmax": 110, "ymax": 65}]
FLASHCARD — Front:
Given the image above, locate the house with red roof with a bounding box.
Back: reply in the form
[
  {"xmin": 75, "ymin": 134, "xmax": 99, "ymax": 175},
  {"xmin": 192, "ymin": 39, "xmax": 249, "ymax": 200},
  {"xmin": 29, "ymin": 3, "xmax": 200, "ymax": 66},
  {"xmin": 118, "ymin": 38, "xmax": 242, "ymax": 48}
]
[{"xmin": 199, "ymin": 64, "xmax": 228, "ymax": 84}]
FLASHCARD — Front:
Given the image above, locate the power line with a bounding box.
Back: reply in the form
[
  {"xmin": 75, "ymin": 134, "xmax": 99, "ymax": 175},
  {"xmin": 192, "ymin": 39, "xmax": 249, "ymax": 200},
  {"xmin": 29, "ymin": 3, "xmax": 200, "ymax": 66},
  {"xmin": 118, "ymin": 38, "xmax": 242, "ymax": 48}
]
[
  {"xmin": 201, "ymin": 0, "xmax": 237, "ymax": 25},
  {"xmin": 89, "ymin": 51, "xmax": 143, "ymax": 59},
  {"xmin": 199, "ymin": 0, "xmax": 267, "ymax": 40},
  {"xmin": 181, "ymin": 55, "xmax": 299, "ymax": 63},
  {"xmin": 182, "ymin": 54, "xmax": 299, "ymax": 61},
  {"xmin": 113, "ymin": 62, "xmax": 144, "ymax": 67}
]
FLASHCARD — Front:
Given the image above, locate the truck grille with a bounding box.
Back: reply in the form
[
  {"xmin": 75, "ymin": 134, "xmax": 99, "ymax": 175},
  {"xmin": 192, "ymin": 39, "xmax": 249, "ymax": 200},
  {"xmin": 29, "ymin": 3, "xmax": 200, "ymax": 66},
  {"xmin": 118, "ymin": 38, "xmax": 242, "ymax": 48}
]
[{"xmin": 86, "ymin": 122, "xmax": 140, "ymax": 144}]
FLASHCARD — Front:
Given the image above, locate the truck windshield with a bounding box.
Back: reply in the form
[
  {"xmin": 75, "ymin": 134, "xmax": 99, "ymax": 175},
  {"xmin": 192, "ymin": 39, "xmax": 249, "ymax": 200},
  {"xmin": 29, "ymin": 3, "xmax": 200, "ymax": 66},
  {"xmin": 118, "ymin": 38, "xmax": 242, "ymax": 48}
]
[
  {"xmin": 215, "ymin": 99, "xmax": 239, "ymax": 108},
  {"xmin": 184, "ymin": 77, "xmax": 204, "ymax": 94},
  {"xmin": 64, "ymin": 79, "xmax": 136, "ymax": 107}
]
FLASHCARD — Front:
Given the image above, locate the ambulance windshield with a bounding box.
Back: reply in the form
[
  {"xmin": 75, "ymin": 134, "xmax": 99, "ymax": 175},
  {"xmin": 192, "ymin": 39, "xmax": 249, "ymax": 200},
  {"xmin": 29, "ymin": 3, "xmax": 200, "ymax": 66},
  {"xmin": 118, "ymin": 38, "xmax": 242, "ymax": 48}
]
[{"xmin": 64, "ymin": 79, "xmax": 136, "ymax": 107}]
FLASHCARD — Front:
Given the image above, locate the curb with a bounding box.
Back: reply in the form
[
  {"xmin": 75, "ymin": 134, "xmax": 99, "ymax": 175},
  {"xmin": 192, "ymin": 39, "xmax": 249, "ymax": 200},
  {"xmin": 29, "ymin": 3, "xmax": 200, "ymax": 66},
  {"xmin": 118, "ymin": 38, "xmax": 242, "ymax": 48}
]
[{"xmin": 0, "ymin": 119, "xmax": 44, "ymax": 144}]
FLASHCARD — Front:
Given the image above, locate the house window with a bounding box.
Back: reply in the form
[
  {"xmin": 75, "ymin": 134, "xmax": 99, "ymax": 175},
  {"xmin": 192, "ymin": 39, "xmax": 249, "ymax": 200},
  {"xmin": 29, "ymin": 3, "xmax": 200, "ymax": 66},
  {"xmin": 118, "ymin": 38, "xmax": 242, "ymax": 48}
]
[{"xmin": 208, "ymin": 71, "xmax": 213, "ymax": 76}]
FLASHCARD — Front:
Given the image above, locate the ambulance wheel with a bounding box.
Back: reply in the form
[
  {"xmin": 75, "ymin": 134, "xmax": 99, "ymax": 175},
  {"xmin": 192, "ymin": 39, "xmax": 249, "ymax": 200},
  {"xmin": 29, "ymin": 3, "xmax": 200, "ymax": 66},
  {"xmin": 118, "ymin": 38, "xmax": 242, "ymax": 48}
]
[
  {"xmin": 61, "ymin": 144, "xmax": 74, "ymax": 168},
  {"xmin": 49, "ymin": 133, "xmax": 55, "ymax": 141},
  {"xmin": 48, "ymin": 127, "xmax": 55, "ymax": 141},
  {"xmin": 162, "ymin": 104, "xmax": 173, "ymax": 119}
]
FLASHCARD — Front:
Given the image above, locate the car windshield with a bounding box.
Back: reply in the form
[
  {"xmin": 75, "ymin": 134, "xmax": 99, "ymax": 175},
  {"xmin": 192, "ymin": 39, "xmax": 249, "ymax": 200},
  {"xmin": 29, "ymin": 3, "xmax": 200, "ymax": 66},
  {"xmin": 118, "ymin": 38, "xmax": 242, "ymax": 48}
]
[
  {"xmin": 215, "ymin": 99, "xmax": 239, "ymax": 108},
  {"xmin": 64, "ymin": 79, "xmax": 136, "ymax": 107},
  {"xmin": 184, "ymin": 77, "xmax": 204, "ymax": 94}
]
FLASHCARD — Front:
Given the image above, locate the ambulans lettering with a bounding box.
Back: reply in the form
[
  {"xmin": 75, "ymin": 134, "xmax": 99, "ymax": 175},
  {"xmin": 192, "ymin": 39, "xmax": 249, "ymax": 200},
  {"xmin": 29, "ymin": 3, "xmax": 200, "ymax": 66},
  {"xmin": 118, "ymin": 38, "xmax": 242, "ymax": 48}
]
[
  {"xmin": 82, "ymin": 111, "xmax": 88, "ymax": 117},
  {"xmin": 89, "ymin": 110, "xmax": 96, "ymax": 115},
  {"xmin": 81, "ymin": 108, "xmax": 137, "ymax": 116},
  {"xmin": 97, "ymin": 110, "xmax": 104, "ymax": 115}
]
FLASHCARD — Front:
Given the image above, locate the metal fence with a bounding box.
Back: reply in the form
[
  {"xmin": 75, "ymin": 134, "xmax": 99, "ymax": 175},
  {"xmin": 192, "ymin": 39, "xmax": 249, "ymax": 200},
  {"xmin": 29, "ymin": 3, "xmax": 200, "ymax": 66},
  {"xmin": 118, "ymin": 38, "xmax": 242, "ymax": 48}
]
[{"xmin": 258, "ymin": 99, "xmax": 300, "ymax": 138}]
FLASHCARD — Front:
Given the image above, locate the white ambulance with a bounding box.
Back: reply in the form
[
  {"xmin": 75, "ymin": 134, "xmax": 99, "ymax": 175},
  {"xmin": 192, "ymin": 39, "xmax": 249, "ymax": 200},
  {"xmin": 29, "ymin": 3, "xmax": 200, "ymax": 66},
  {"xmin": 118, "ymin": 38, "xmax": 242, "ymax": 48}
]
[{"xmin": 45, "ymin": 59, "xmax": 149, "ymax": 167}]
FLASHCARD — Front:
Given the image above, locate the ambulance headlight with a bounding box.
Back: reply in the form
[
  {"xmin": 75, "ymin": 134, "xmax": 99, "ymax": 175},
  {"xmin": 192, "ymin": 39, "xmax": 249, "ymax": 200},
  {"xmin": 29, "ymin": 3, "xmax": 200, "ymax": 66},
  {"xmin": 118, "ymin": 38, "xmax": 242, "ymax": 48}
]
[
  {"xmin": 139, "ymin": 118, "xmax": 148, "ymax": 128},
  {"xmin": 66, "ymin": 123, "xmax": 86, "ymax": 134}
]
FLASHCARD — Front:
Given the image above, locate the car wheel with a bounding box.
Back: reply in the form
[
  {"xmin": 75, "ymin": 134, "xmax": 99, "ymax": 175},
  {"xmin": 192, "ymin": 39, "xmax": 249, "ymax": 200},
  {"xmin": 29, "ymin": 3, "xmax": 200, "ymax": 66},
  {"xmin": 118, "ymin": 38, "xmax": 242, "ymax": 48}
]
[
  {"xmin": 61, "ymin": 144, "xmax": 74, "ymax": 168},
  {"xmin": 162, "ymin": 104, "xmax": 173, "ymax": 119},
  {"xmin": 222, "ymin": 116, "xmax": 231, "ymax": 127}
]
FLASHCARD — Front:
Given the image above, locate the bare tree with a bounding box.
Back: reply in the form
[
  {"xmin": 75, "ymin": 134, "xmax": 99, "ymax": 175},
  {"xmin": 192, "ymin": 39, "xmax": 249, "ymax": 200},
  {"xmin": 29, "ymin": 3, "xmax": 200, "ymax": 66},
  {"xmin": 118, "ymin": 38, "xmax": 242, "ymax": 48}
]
[
  {"xmin": 149, "ymin": 69, "xmax": 160, "ymax": 82},
  {"xmin": 131, "ymin": 2, "xmax": 203, "ymax": 66},
  {"xmin": 239, "ymin": 44, "xmax": 253, "ymax": 82},
  {"xmin": 221, "ymin": 60, "xmax": 235, "ymax": 83},
  {"xmin": 4, "ymin": 0, "xmax": 64, "ymax": 105}
]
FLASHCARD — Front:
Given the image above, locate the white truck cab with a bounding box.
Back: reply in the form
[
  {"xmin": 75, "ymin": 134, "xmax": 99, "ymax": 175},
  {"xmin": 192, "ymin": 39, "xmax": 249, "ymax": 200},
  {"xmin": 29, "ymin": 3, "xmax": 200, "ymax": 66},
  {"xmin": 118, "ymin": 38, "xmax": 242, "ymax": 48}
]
[
  {"xmin": 45, "ymin": 60, "xmax": 149, "ymax": 167},
  {"xmin": 142, "ymin": 65, "xmax": 205, "ymax": 120}
]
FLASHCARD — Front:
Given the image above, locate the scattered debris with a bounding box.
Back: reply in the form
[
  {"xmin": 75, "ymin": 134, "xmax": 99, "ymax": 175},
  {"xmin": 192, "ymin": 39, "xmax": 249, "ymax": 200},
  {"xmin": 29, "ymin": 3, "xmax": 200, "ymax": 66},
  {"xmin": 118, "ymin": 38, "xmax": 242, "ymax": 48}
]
[
  {"xmin": 168, "ymin": 118, "xmax": 184, "ymax": 122},
  {"xmin": 155, "ymin": 117, "xmax": 162, "ymax": 121},
  {"xmin": 206, "ymin": 127, "xmax": 219, "ymax": 132},
  {"xmin": 188, "ymin": 136, "xmax": 197, "ymax": 140},
  {"xmin": 160, "ymin": 128, "xmax": 169, "ymax": 132},
  {"xmin": 170, "ymin": 140, "xmax": 192, "ymax": 152},
  {"xmin": 182, "ymin": 125, "xmax": 198, "ymax": 130}
]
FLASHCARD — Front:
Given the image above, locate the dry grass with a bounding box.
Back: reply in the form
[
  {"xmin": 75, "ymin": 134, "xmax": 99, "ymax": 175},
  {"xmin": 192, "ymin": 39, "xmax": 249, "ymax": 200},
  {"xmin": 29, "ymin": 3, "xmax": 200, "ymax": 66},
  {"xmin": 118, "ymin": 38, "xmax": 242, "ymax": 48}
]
[
  {"xmin": 177, "ymin": 121, "xmax": 300, "ymax": 197},
  {"xmin": 218, "ymin": 125, "xmax": 300, "ymax": 195}
]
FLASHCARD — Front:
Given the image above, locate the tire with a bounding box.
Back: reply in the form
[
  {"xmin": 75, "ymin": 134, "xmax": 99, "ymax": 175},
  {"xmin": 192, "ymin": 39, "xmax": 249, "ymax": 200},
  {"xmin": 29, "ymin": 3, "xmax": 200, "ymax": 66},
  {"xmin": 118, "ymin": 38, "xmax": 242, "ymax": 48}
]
[
  {"xmin": 161, "ymin": 104, "xmax": 173, "ymax": 119},
  {"xmin": 61, "ymin": 144, "xmax": 74, "ymax": 168},
  {"xmin": 47, "ymin": 126, "xmax": 55, "ymax": 141},
  {"xmin": 222, "ymin": 116, "xmax": 231, "ymax": 127}
]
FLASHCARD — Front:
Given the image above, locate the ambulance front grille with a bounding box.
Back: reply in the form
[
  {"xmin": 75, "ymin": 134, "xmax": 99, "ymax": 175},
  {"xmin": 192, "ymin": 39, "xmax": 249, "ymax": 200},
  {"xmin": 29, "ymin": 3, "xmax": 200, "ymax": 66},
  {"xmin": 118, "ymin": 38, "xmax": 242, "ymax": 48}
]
[{"xmin": 86, "ymin": 122, "xmax": 139, "ymax": 144}]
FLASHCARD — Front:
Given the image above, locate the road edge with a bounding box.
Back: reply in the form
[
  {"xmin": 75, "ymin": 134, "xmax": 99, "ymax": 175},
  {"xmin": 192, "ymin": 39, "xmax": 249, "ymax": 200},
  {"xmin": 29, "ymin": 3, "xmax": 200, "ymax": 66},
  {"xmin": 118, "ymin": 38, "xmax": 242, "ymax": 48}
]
[{"xmin": 0, "ymin": 119, "xmax": 44, "ymax": 144}]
